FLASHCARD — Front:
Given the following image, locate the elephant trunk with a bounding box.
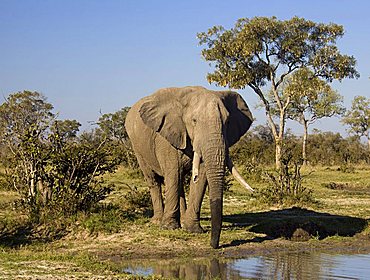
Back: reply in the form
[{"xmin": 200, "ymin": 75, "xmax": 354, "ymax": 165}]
[{"xmin": 203, "ymin": 135, "xmax": 226, "ymax": 249}]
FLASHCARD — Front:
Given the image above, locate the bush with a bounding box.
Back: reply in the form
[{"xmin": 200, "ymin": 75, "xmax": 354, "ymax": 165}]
[
  {"xmin": 122, "ymin": 185, "xmax": 152, "ymax": 215},
  {"xmin": 256, "ymin": 153, "xmax": 315, "ymax": 206},
  {"xmin": 29, "ymin": 131, "xmax": 118, "ymax": 224},
  {"xmin": 240, "ymin": 162, "xmax": 264, "ymax": 183},
  {"xmin": 82, "ymin": 204, "xmax": 131, "ymax": 234},
  {"xmin": 231, "ymin": 125, "xmax": 275, "ymax": 167},
  {"xmin": 96, "ymin": 107, "xmax": 139, "ymax": 169},
  {"xmin": 338, "ymin": 163, "xmax": 355, "ymax": 173}
]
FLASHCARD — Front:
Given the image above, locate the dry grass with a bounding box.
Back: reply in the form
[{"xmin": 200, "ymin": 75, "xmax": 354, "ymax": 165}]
[{"xmin": 0, "ymin": 165, "xmax": 369, "ymax": 278}]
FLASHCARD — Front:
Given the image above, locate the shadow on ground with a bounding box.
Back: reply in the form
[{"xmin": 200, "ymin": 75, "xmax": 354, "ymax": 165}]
[
  {"xmin": 222, "ymin": 207, "xmax": 369, "ymax": 247},
  {"xmin": 0, "ymin": 224, "xmax": 68, "ymax": 248}
]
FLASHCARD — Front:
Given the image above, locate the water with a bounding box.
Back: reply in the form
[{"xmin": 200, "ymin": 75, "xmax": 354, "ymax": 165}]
[{"xmin": 123, "ymin": 252, "xmax": 370, "ymax": 279}]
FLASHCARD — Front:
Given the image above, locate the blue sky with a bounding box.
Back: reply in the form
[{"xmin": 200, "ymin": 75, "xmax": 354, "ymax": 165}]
[{"xmin": 1, "ymin": 0, "xmax": 369, "ymax": 134}]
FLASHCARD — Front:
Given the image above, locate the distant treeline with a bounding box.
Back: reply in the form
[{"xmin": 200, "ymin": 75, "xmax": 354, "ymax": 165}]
[{"xmin": 231, "ymin": 125, "xmax": 369, "ymax": 167}]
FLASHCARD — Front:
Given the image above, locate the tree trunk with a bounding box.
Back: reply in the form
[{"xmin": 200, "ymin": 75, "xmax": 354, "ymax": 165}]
[
  {"xmin": 249, "ymin": 82, "xmax": 287, "ymax": 170},
  {"xmin": 275, "ymin": 137, "xmax": 282, "ymax": 170},
  {"xmin": 265, "ymin": 111, "xmax": 283, "ymax": 170},
  {"xmin": 302, "ymin": 120, "xmax": 308, "ymax": 165},
  {"xmin": 29, "ymin": 163, "xmax": 36, "ymax": 198},
  {"xmin": 275, "ymin": 109, "xmax": 286, "ymax": 170}
]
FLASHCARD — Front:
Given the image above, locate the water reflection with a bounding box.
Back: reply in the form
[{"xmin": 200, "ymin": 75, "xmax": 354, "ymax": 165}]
[
  {"xmin": 123, "ymin": 252, "xmax": 370, "ymax": 279},
  {"xmin": 234, "ymin": 252, "xmax": 326, "ymax": 279},
  {"xmin": 124, "ymin": 258, "xmax": 243, "ymax": 279}
]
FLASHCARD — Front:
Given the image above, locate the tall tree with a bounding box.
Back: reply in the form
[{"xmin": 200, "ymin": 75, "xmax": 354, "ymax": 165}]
[
  {"xmin": 282, "ymin": 68, "xmax": 345, "ymax": 164},
  {"xmin": 198, "ymin": 16, "xmax": 359, "ymax": 169},
  {"xmin": 342, "ymin": 96, "xmax": 370, "ymax": 151},
  {"xmin": 96, "ymin": 107, "xmax": 137, "ymax": 167},
  {"xmin": 0, "ymin": 91, "xmax": 55, "ymax": 199}
]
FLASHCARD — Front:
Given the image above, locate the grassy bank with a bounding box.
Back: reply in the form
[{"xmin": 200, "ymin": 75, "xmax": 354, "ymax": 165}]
[{"xmin": 0, "ymin": 165, "xmax": 369, "ymax": 278}]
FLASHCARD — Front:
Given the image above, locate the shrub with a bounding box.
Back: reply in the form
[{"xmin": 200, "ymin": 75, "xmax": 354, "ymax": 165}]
[
  {"xmin": 338, "ymin": 163, "xmax": 355, "ymax": 173},
  {"xmin": 122, "ymin": 185, "xmax": 152, "ymax": 215},
  {"xmin": 15, "ymin": 131, "xmax": 118, "ymax": 224},
  {"xmin": 0, "ymin": 91, "xmax": 119, "ymax": 226},
  {"xmin": 256, "ymin": 153, "xmax": 315, "ymax": 206},
  {"xmin": 82, "ymin": 204, "xmax": 131, "ymax": 234}
]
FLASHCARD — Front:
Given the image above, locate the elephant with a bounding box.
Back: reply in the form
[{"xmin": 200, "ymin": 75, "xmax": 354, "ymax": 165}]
[{"xmin": 125, "ymin": 86, "xmax": 253, "ymax": 248}]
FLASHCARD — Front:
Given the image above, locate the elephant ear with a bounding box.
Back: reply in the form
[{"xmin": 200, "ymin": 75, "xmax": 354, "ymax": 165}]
[
  {"xmin": 220, "ymin": 91, "xmax": 254, "ymax": 147},
  {"xmin": 139, "ymin": 97, "xmax": 187, "ymax": 149}
]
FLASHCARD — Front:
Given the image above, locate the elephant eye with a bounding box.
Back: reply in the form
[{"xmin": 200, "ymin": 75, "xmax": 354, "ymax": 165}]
[{"xmin": 192, "ymin": 118, "xmax": 197, "ymax": 125}]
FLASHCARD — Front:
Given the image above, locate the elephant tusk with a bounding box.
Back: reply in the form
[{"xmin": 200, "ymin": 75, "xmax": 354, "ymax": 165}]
[
  {"xmin": 192, "ymin": 151, "xmax": 201, "ymax": 183},
  {"xmin": 226, "ymin": 157, "xmax": 254, "ymax": 193}
]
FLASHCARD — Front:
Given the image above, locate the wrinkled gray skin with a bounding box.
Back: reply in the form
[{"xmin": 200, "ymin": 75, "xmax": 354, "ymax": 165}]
[{"xmin": 125, "ymin": 86, "xmax": 253, "ymax": 248}]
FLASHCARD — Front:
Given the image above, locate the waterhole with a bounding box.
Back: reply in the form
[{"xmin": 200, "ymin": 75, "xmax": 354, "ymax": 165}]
[{"xmin": 123, "ymin": 251, "xmax": 370, "ymax": 279}]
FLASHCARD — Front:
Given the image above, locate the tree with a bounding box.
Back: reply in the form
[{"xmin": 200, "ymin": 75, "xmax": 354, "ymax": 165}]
[
  {"xmin": 307, "ymin": 129, "xmax": 368, "ymax": 165},
  {"xmin": 0, "ymin": 91, "xmax": 118, "ymax": 222},
  {"xmin": 96, "ymin": 107, "xmax": 137, "ymax": 168},
  {"xmin": 198, "ymin": 16, "xmax": 359, "ymax": 169},
  {"xmin": 342, "ymin": 96, "xmax": 370, "ymax": 151},
  {"xmin": 0, "ymin": 91, "xmax": 55, "ymax": 200},
  {"xmin": 231, "ymin": 124, "xmax": 275, "ymax": 166},
  {"xmin": 97, "ymin": 107, "xmax": 130, "ymax": 142},
  {"xmin": 282, "ymin": 68, "xmax": 345, "ymax": 164}
]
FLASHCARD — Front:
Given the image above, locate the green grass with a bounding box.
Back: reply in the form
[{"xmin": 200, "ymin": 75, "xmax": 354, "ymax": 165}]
[
  {"xmin": 0, "ymin": 165, "xmax": 369, "ymax": 278},
  {"xmin": 0, "ymin": 248, "xmax": 133, "ymax": 278}
]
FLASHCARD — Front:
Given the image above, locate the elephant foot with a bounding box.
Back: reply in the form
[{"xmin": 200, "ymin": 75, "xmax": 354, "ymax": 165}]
[
  {"xmin": 161, "ymin": 219, "xmax": 180, "ymax": 230},
  {"xmin": 183, "ymin": 221, "xmax": 205, "ymax": 234}
]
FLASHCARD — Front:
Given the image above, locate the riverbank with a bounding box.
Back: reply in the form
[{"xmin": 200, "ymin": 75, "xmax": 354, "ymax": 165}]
[{"xmin": 0, "ymin": 166, "xmax": 369, "ymax": 278}]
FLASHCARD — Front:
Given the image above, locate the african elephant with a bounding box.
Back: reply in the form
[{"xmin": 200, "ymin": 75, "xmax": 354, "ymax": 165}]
[{"xmin": 125, "ymin": 86, "xmax": 253, "ymax": 248}]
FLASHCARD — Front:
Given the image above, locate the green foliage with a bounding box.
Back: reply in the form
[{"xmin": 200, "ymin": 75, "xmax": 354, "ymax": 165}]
[
  {"xmin": 232, "ymin": 127, "xmax": 369, "ymax": 168},
  {"xmin": 82, "ymin": 204, "xmax": 131, "ymax": 234},
  {"xmin": 342, "ymin": 96, "xmax": 370, "ymax": 150},
  {"xmin": 198, "ymin": 16, "xmax": 358, "ymax": 90},
  {"xmin": 231, "ymin": 125, "xmax": 275, "ymax": 166},
  {"xmin": 22, "ymin": 130, "xmax": 118, "ymax": 224},
  {"xmin": 96, "ymin": 107, "xmax": 138, "ymax": 168},
  {"xmin": 122, "ymin": 185, "xmax": 152, "ymax": 214},
  {"xmin": 223, "ymin": 171, "xmax": 234, "ymax": 193},
  {"xmin": 198, "ymin": 16, "xmax": 359, "ymax": 170},
  {"xmin": 308, "ymin": 130, "xmax": 369, "ymax": 165},
  {"xmin": 276, "ymin": 69, "xmax": 346, "ymax": 163},
  {"xmin": 0, "ymin": 91, "xmax": 55, "ymax": 193},
  {"xmin": 97, "ymin": 107, "xmax": 130, "ymax": 140},
  {"xmin": 338, "ymin": 163, "xmax": 355, "ymax": 174},
  {"xmin": 0, "ymin": 91, "xmax": 119, "ymax": 226},
  {"xmin": 43, "ymin": 133, "xmax": 116, "ymax": 214},
  {"xmin": 0, "ymin": 169, "xmax": 11, "ymax": 190},
  {"xmin": 257, "ymin": 153, "xmax": 315, "ymax": 206},
  {"xmin": 284, "ymin": 68, "xmax": 345, "ymax": 121}
]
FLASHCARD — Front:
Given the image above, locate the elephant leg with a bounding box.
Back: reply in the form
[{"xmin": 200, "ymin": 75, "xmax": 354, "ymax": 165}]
[
  {"xmin": 136, "ymin": 155, "xmax": 164, "ymax": 224},
  {"xmin": 149, "ymin": 181, "xmax": 164, "ymax": 224},
  {"xmin": 179, "ymin": 183, "xmax": 187, "ymax": 224},
  {"xmin": 183, "ymin": 163, "xmax": 207, "ymax": 233},
  {"xmin": 159, "ymin": 153, "xmax": 183, "ymax": 230},
  {"xmin": 161, "ymin": 171, "xmax": 181, "ymax": 229}
]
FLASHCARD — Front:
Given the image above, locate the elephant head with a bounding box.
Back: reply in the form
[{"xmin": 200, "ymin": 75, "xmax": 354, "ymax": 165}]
[{"xmin": 139, "ymin": 86, "xmax": 253, "ymax": 248}]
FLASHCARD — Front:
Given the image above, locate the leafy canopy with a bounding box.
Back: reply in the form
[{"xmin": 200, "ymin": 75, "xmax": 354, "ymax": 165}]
[
  {"xmin": 283, "ymin": 68, "xmax": 345, "ymax": 124},
  {"xmin": 97, "ymin": 107, "xmax": 130, "ymax": 143},
  {"xmin": 198, "ymin": 16, "xmax": 359, "ymax": 91},
  {"xmin": 342, "ymin": 96, "xmax": 370, "ymax": 138},
  {"xmin": 198, "ymin": 16, "xmax": 359, "ymax": 170}
]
